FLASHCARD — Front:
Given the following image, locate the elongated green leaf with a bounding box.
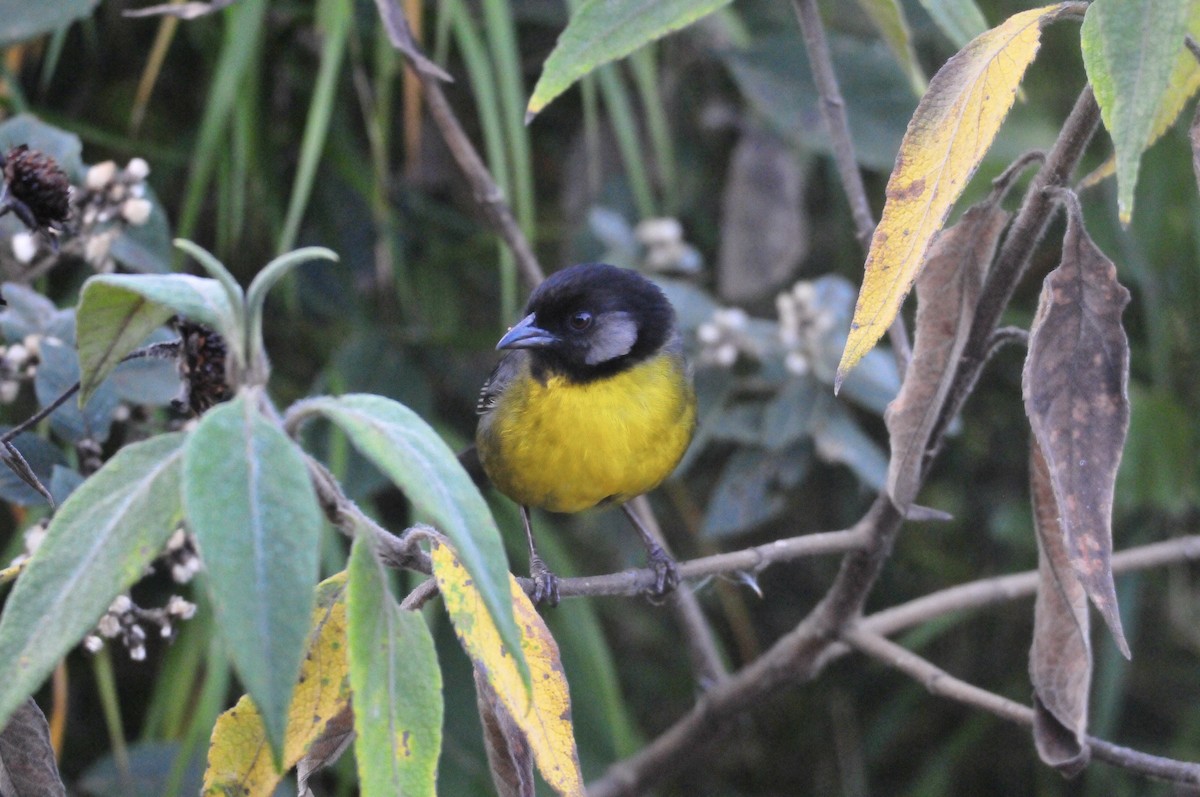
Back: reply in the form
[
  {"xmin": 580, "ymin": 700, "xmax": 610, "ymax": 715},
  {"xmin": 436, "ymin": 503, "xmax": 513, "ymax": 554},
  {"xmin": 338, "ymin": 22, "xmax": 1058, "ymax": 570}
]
[
  {"xmin": 1081, "ymin": 0, "xmax": 1191, "ymax": 223},
  {"xmin": 0, "ymin": 433, "xmax": 185, "ymax": 731},
  {"xmin": 347, "ymin": 534, "xmax": 441, "ymax": 797},
  {"xmin": 76, "ymin": 273, "xmax": 239, "ymax": 404},
  {"xmin": 183, "ymin": 395, "xmax": 322, "ymax": 760},
  {"xmin": 917, "ymin": 0, "xmax": 988, "ymax": 47},
  {"xmin": 856, "ymin": 0, "xmax": 926, "ymax": 94},
  {"xmin": 287, "ymin": 394, "xmax": 528, "ymax": 690},
  {"xmin": 244, "ymin": 247, "xmax": 338, "ymax": 379},
  {"xmin": 527, "ymin": 0, "xmax": 732, "ymax": 119}
]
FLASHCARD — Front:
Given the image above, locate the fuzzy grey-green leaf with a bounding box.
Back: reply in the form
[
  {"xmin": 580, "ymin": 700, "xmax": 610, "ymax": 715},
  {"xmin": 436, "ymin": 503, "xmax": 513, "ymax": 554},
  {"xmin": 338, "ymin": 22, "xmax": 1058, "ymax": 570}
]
[
  {"xmin": 76, "ymin": 273, "xmax": 239, "ymax": 404},
  {"xmin": 0, "ymin": 432, "xmax": 185, "ymax": 732},
  {"xmin": 183, "ymin": 395, "xmax": 321, "ymax": 760}
]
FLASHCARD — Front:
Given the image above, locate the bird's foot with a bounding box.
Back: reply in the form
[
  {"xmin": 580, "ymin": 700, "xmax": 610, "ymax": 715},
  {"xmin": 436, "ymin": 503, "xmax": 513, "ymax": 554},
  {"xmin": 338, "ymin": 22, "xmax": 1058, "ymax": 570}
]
[
  {"xmin": 644, "ymin": 543, "xmax": 679, "ymax": 598},
  {"xmin": 529, "ymin": 554, "xmax": 560, "ymax": 607}
]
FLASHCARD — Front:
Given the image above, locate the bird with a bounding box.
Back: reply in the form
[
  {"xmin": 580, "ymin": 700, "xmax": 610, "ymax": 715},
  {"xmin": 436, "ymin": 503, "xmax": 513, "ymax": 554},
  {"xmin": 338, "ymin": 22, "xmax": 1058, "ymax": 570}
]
[{"xmin": 475, "ymin": 263, "xmax": 697, "ymax": 604}]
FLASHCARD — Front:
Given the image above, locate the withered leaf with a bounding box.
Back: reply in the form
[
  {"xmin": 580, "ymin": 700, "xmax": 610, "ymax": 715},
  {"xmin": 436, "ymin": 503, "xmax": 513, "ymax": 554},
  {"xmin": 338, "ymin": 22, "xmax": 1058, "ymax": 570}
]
[
  {"xmin": 717, "ymin": 128, "xmax": 809, "ymax": 303},
  {"xmin": 296, "ymin": 704, "xmax": 355, "ymax": 797},
  {"xmin": 475, "ymin": 667, "xmax": 534, "ymax": 797},
  {"xmin": 1029, "ymin": 440, "xmax": 1092, "ymax": 777},
  {"xmin": 885, "ymin": 198, "xmax": 1009, "ymax": 510},
  {"xmin": 0, "ymin": 698, "xmax": 65, "ymax": 797},
  {"xmin": 1022, "ymin": 190, "xmax": 1131, "ymax": 659}
]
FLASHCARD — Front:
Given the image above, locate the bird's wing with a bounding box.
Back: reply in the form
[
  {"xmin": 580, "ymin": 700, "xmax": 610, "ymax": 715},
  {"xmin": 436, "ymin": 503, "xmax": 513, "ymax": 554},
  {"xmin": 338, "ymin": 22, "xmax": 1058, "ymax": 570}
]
[{"xmin": 475, "ymin": 350, "xmax": 526, "ymax": 416}]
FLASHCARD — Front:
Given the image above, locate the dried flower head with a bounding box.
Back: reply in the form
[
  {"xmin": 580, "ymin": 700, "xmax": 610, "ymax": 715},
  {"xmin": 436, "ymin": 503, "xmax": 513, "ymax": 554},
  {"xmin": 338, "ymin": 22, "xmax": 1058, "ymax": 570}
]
[{"xmin": 1, "ymin": 145, "xmax": 71, "ymax": 235}]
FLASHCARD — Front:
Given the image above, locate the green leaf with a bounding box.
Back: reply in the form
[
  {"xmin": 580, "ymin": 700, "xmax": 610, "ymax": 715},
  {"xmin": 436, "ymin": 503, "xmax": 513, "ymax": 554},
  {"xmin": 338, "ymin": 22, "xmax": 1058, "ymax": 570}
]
[
  {"xmin": 0, "ymin": 433, "xmax": 185, "ymax": 732},
  {"xmin": 916, "ymin": 0, "xmax": 988, "ymax": 47},
  {"xmin": 1081, "ymin": 0, "xmax": 1191, "ymax": 223},
  {"xmin": 244, "ymin": 246, "xmax": 338, "ymax": 378},
  {"xmin": 527, "ymin": 0, "xmax": 732, "ymax": 119},
  {"xmin": 287, "ymin": 394, "xmax": 528, "ymax": 690},
  {"xmin": 855, "ymin": 0, "xmax": 926, "ymax": 94},
  {"xmin": 75, "ymin": 273, "xmax": 239, "ymax": 404},
  {"xmin": 347, "ymin": 534, "xmax": 442, "ymax": 797},
  {"xmin": 183, "ymin": 395, "xmax": 322, "ymax": 761}
]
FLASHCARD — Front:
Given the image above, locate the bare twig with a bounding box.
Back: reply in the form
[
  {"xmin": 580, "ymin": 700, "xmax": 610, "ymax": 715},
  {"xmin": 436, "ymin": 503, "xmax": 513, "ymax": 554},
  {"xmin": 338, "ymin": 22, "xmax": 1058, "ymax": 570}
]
[
  {"xmin": 1187, "ymin": 34, "xmax": 1200, "ymax": 65},
  {"xmin": 303, "ymin": 454, "xmax": 431, "ymax": 573},
  {"xmin": 531, "ymin": 526, "xmax": 869, "ymax": 600},
  {"xmin": 587, "ymin": 497, "xmax": 897, "ymax": 797},
  {"xmin": 933, "ymin": 86, "xmax": 1101, "ymax": 460},
  {"xmin": 631, "ymin": 495, "xmax": 728, "ymax": 687},
  {"xmin": 400, "ymin": 577, "xmax": 440, "ymax": 611},
  {"xmin": 790, "ymin": 0, "xmax": 910, "ymax": 374},
  {"xmin": 843, "ymin": 629, "xmax": 1200, "ymax": 786},
  {"xmin": 374, "ymin": 0, "xmax": 544, "ymax": 290}
]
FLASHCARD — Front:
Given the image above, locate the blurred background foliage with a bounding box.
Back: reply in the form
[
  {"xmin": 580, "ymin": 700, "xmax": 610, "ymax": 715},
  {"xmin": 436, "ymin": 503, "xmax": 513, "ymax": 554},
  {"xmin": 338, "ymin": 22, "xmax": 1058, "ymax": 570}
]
[{"xmin": 0, "ymin": 0, "xmax": 1196, "ymax": 794}]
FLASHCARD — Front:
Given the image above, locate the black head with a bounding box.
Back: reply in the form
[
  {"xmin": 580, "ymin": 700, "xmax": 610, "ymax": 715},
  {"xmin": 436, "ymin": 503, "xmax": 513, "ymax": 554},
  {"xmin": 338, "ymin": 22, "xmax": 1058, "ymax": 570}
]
[{"xmin": 495, "ymin": 263, "xmax": 675, "ymax": 383}]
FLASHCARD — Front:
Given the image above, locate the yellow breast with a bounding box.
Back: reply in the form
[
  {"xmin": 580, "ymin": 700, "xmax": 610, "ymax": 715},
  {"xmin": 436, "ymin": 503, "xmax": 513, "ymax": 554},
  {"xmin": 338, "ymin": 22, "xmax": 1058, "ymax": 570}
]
[{"xmin": 477, "ymin": 354, "xmax": 696, "ymax": 513}]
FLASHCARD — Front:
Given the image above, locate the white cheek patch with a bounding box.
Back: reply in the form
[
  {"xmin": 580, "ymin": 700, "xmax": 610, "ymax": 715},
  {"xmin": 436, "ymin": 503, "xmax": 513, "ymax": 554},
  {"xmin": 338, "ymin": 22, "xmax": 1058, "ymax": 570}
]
[{"xmin": 585, "ymin": 311, "xmax": 638, "ymax": 364}]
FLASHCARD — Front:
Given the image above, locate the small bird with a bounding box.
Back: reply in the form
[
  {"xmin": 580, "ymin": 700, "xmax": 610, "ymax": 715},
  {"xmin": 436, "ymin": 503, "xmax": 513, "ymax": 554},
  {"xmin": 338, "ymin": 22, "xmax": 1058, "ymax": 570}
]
[{"xmin": 475, "ymin": 263, "xmax": 697, "ymax": 604}]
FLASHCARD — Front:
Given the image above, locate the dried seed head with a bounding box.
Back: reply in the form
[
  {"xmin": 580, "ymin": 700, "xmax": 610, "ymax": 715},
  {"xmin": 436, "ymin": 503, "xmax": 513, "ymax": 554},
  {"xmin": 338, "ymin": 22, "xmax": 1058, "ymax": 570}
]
[
  {"xmin": 4, "ymin": 145, "xmax": 71, "ymax": 229},
  {"xmin": 174, "ymin": 321, "xmax": 232, "ymax": 415}
]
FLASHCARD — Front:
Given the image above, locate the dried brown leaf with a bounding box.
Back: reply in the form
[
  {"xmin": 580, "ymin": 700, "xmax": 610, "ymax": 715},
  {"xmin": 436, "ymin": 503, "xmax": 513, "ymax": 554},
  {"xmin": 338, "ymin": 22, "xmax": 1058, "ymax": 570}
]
[
  {"xmin": 296, "ymin": 705, "xmax": 355, "ymax": 797},
  {"xmin": 1029, "ymin": 440, "xmax": 1092, "ymax": 777},
  {"xmin": 717, "ymin": 128, "xmax": 809, "ymax": 303},
  {"xmin": 1022, "ymin": 189, "xmax": 1131, "ymax": 659},
  {"xmin": 885, "ymin": 198, "xmax": 1009, "ymax": 510},
  {"xmin": 0, "ymin": 698, "xmax": 65, "ymax": 797},
  {"xmin": 475, "ymin": 667, "xmax": 535, "ymax": 797}
]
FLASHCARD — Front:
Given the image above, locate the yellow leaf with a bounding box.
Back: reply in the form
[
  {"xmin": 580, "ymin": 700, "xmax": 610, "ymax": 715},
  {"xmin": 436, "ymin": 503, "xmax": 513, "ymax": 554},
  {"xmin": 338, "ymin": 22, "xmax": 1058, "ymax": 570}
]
[
  {"xmin": 431, "ymin": 541, "xmax": 584, "ymax": 797},
  {"xmin": 202, "ymin": 572, "xmax": 351, "ymax": 797},
  {"xmin": 837, "ymin": 3, "xmax": 1071, "ymax": 385}
]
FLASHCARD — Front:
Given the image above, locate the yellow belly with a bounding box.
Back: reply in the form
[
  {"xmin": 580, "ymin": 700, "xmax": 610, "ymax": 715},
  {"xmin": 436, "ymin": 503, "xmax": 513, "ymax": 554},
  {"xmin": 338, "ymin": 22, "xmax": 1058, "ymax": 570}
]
[{"xmin": 477, "ymin": 355, "xmax": 696, "ymax": 513}]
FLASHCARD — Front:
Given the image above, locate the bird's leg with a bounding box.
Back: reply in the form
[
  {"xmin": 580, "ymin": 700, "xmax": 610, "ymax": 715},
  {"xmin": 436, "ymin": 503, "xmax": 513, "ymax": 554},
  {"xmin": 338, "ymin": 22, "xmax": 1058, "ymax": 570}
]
[
  {"xmin": 621, "ymin": 503, "xmax": 679, "ymax": 596},
  {"xmin": 521, "ymin": 505, "xmax": 559, "ymax": 606}
]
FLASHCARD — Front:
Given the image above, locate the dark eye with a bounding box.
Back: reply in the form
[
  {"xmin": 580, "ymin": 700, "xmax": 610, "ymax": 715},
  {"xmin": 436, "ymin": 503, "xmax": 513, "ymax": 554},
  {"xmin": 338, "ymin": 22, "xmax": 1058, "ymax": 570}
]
[{"xmin": 569, "ymin": 311, "xmax": 593, "ymax": 331}]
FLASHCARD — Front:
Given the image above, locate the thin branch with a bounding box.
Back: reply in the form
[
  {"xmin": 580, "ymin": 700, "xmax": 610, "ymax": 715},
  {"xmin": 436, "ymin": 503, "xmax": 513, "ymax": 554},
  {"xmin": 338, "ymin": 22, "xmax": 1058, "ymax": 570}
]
[
  {"xmin": 1186, "ymin": 34, "xmax": 1200, "ymax": 65},
  {"xmin": 400, "ymin": 577, "xmax": 440, "ymax": 611},
  {"xmin": 933, "ymin": 86, "xmax": 1101, "ymax": 460},
  {"xmin": 843, "ymin": 629, "xmax": 1200, "ymax": 786},
  {"xmin": 790, "ymin": 0, "xmax": 910, "ymax": 375},
  {"xmin": 588, "ymin": 497, "xmax": 897, "ymax": 797},
  {"xmin": 795, "ymin": 534, "xmax": 1200, "ymax": 670},
  {"xmin": 303, "ymin": 454, "xmax": 431, "ymax": 573},
  {"xmin": 630, "ymin": 495, "xmax": 728, "ymax": 687},
  {"xmin": 537, "ymin": 526, "xmax": 869, "ymax": 600},
  {"xmin": 374, "ymin": 0, "xmax": 544, "ymax": 290}
]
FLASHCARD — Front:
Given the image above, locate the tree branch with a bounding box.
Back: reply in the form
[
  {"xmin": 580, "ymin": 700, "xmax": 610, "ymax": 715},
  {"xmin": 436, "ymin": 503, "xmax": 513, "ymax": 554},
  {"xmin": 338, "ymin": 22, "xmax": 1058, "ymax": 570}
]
[
  {"xmin": 790, "ymin": 0, "xmax": 911, "ymax": 373},
  {"xmin": 539, "ymin": 525, "xmax": 868, "ymax": 600},
  {"xmin": 373, "ymin": 0, "xmax": 544, "ymax": 290},
  {"xmin": 843, "ymin": 628, "xmax": 1200, "ymax": 786},
  {"xmin": 932, "ymin": 86, "xmax": 1101, "ymax": 459}
]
